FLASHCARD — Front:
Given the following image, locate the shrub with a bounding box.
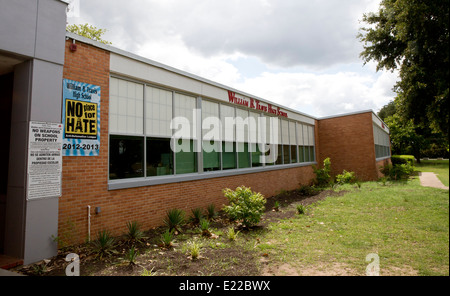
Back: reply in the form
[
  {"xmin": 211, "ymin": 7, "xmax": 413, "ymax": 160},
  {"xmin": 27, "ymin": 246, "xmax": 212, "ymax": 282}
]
[
  {"xmin": 199, "ymin": 219, "xmax": 211, "ymax": 237},
  {"xmin": 163, "ymin": 209, "xmax": 185, "ymax": 233},
  {"xmin": 222, "ymin": 186, "xmax": 266, "ymax": 228},
  {"xmin": 205, "ymin": 204, "xmax": 218, "ymax": 220},
  {"xmin": 381, "ymin": 163, "xmax": 415, "ymax": 180},
  {"xmin": 313, "ymin": 157, "xmax": 332, "ymax": 186},
  {"xmin": 296, "ymin": 204, "xmax": 306, "ymax": 215},
  {"xmin": 391, "ymin": 155, "xmax": 415, "ymax": 166},
  {"xmin": 190, "ymin": 208, "xmax": 204, "ymax": 225},
  {"xmin": 335, "ymin": 170, "xmax": 356, "ymax": 185},
  {"xmin": 92, "ymin": 230, "xmax": 117, "ymax": 260},
  {"xmin": 126, "ymin": 221, "xmax": 145, "ymax": 242},
  {"xmin": 227, "ymin": 227, "xmax": 240, "ymax": 241},
  {"xmin": 185, "ymin": 240, "xmax": 202, "ymax": 260},
  {"xmin": 298, "ymin": 185, "xmax": 317, "ymax": 196},
  {"xmin": 160, "ymin": 229, "xmax": 174, "ymax": 248},
  {"xmin": 125, "ymin": 246, "xmax": 139, "ymax": 265}
]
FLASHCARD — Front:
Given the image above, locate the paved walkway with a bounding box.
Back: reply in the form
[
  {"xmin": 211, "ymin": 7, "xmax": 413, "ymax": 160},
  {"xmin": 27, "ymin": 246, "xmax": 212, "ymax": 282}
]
[{"xmin": 419, "ymin": 172, "xmax": 449, "ymax": 190}]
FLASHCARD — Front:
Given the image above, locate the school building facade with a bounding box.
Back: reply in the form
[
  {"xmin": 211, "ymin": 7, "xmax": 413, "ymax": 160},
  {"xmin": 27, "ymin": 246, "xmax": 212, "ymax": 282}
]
[{"xmin": 0, "ymin": 0, "xmax": 391, "ymax": 265}]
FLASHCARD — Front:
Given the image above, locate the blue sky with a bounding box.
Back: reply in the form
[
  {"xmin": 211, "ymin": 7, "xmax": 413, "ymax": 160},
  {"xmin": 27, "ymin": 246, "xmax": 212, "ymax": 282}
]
[{"xmin": 67, "ymin": 0, "xmax": 398, "ymax": 118}]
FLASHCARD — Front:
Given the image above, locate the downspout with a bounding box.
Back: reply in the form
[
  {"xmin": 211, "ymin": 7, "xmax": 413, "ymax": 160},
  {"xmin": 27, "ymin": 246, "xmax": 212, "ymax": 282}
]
[{"xmin": 87, "ymin": 205, "xmax": 91, "ymax": 242}]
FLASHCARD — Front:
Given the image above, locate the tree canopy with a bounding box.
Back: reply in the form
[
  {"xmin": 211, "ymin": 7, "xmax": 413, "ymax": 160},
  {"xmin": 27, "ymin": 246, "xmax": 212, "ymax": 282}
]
[
  {"xmin": 359, "ymin": 0, "xmax": 449, "ymax": 137},
  {"xmin": 66, "ymin": 23, "xmax": 112, "ymax": 45}
]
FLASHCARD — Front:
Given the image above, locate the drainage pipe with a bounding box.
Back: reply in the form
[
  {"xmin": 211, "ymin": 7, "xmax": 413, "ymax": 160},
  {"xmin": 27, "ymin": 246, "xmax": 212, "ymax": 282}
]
[{"xmin": 87, "ymin": 205, "xmax": 91, "ymax": 242}]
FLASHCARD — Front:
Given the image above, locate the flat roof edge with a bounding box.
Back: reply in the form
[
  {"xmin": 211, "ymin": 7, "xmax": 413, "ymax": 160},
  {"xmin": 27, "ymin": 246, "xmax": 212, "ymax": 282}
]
[{"xmin": 65, "ymin": 32, "xmax": 318, "ymax": 120}]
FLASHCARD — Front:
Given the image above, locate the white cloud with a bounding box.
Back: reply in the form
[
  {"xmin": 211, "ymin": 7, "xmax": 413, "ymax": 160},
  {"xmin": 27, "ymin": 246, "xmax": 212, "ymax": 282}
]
[{"xmin": 68, "ymin": 0, "xmax": 397, "ymax": 118}]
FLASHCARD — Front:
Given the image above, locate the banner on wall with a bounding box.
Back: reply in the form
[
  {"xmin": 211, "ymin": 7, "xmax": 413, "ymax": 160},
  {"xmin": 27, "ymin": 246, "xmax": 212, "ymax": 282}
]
[{"xmin": 62, "ymin": 79, "xmax": 101, "ymax": 156}]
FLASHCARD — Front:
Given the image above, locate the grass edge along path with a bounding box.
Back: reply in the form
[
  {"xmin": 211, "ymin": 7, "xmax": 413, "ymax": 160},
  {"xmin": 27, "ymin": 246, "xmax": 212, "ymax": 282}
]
[{"xmin": 257, "ymin": 177, "xmax": 449, "ymax": 276}]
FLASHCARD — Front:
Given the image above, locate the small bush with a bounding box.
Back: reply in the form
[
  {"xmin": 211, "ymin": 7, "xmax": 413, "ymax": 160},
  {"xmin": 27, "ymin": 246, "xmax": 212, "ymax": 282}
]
[
  {"xmin": 163, "ymin": 209, "xmax": 185, "ymax": 233},
  {"xmin": 273, "ymin": 201, "xmax": 280, "ymax": 212},
  {"xmin": 186, "ymin": 240, "xmax": 202, "ymax": 260},
  {"xmin": 222, "ymin": 186, "xmax": 266, "ymax": 228},
  {"xmin": 381, "ymin": 163, "xmax": 415, "ymax": 180},
  {"xmin": 298, "ymin": 185, "xmax": 317, "ymax": 196},
  {"xmin": 227, "ymin": 227, "xmax": 240, "ymax": 241},
  {"xmin": 296, "ymin": 204, "xmax": 306, "ymax": 215},
  {"xmin": 199, "ymin": 219, "xmax": 211, "ymax": 237},
  {"xmin": 205, "ymin": 204, "xmax": 218, "ymax": 220},
  {"xmin": 160, "ymin": 229, "xmax": 175, "ymax": 248},
  {"xmin": 92, "ymin": 230, "xmax": 117, "ymax": 260},
  {"xmin": 126, "ymin": 221, "xmax": 145, "ymax": 242},
  {"xmin": 313, "ymin": 157, "xmax": 332, "ymax": 186},
  {"xmin": 190, "ymin": 208, "xmax": 204, "ymax": 225},
  {"xmin": 391, "ymin": 155, "xmax": 415, "ymax": 166},
  {"xmin": 125, "ymin": 246, "xmax": 139, "ymax": 265},
  {"xmin": 335, "ymin": 170, "xmax": 356, "ymax": 185}
]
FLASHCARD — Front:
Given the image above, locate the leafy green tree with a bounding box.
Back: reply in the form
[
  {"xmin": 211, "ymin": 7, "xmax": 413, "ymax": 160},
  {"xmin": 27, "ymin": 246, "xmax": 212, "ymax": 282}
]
[
  {"xmin": 359, "ymin": 0, "xmax": 449, "ymax": 137},
  {"xmin": 66, "ymin": 23, "xmax": 112, "ymax": 45},
  {"xmin": 384, "ymin": 113, "xmax": 426, "ymax": 161}
]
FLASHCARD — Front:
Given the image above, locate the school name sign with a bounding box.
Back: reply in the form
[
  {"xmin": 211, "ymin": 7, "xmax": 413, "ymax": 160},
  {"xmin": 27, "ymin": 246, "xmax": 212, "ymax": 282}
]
[{"xmin": 62, "ymin": 79, "xmax": 101, "ymax": 156}]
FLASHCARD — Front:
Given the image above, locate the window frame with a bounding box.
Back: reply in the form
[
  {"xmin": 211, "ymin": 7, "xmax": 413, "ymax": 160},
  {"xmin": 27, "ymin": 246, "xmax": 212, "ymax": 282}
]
[{"xmin": 108, "ymin": 75, "xmax": 318, "ymax": 190}]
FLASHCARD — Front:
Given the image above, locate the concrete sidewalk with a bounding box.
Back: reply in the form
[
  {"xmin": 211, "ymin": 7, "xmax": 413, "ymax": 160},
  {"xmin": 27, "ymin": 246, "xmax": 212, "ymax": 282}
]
[{"xmin": 419, "ymin": 172, "xmax": 449, "ymax": 190}]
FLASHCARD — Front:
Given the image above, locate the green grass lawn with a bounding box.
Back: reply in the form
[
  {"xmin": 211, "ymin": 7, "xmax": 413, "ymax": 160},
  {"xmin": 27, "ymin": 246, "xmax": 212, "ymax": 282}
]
[
  {"xmin": 257, "ymin": 176, "xmax": 449, "ymax": 276},
  {"xmin": 415, "ymin": 159, "xmax": 449, "ymax": 187}
]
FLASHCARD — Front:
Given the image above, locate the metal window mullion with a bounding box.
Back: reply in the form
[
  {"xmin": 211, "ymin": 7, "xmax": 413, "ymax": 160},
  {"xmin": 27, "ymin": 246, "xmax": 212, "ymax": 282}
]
[{"xmin": 172, "ymin": 91, "xmax": 176, "ymax": 175}]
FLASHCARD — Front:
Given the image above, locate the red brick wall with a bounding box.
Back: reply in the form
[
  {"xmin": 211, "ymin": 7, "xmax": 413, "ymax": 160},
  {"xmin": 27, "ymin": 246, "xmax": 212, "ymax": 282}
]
[
  {"xmin": 59, "ymin": 39, "xmax": 316, "ymax": 245},
  {"xmin": 318, "ymin": 112, "xmax": 381, "ymax": 181}
]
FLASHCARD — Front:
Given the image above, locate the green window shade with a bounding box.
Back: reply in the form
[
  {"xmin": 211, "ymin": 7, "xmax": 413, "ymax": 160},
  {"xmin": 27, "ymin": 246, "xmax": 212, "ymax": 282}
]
[
  {"xmin": 176, "ymin": 140, "xmax": 197, "ymax": 174},
  {"xmin": 222, "ymin": 142, "xmax": 236, "ymax": 170},
  {"xmin": 237, "ymin": 142, "xmax": 250, "ymax": 169},
  {"xmin": 310, "ymin": 146, "xmax": 315, "ymax": 161},
  {"xmin": 304, "ymin": 146, "xmax": 310, "ymax": 162},
  {"xmin": 276, "ymin": 144, "xmax": 283, "ymax": 165},
  {"xmin": 146, "ymin": 137, "xmax": 173, "ymax": 177},
  {"xmin": 290, "ymin": 145, "xmax": 298, "ymax": 163},
  {"xmin": 251, "ymin": 143, "xmax": 263, "ymax": 167},
  {"xmin": 298, "ymin": 146, "xmax": 305, "ymax": 163},
  {"xmin": 203, "ymin": 141, "xmax": 221, "ymax": 171},
  {"xmin": 283, "ymin": 145, "xmax": 290, "ymax": 164}
]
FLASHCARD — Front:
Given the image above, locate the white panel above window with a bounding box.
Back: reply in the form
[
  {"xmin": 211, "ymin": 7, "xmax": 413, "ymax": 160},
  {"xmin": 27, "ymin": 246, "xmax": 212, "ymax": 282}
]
[
  {"xmin": 281, "ymin": 119, "xmax": 290, "ymax": 145},
  {"xmin": 296, "ymin": 123, "xmax": 304, "ymax": 146}
]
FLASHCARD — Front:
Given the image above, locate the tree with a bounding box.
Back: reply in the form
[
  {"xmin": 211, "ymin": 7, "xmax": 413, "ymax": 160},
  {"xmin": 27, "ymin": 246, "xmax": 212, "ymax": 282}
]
[
  {"xmin": 378, "ymin": 101, "xmax": 396, "ymax": 121},
  {"xmin": 359, "ymin": 0, "xmax": 449, "ymax": 137},
  {"xmin": 66, "ymin": 23, "xmax": 112, "ymax": 45}
]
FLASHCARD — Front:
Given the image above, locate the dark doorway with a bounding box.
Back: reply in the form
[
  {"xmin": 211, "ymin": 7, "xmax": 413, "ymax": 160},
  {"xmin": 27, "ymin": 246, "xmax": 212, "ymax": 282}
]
[{"xmin": 0, "ymin": 72, "xmax": 13, "ymax": 254}]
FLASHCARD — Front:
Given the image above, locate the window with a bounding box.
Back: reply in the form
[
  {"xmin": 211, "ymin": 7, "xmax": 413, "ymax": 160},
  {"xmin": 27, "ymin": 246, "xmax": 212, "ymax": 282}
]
[
  {"xmin": 109, "ymin": 135, "xmax": 144, "ymax": 179},
  {"xmin": 202, "ymin": 100, "xmax": 221, "ymax": 171},
  {"xmin": 221, "ymin": 104, "xmax": 237, "ymax": 170},
  {"xmin": 109, "ymin": 77, "xmax": 318, "ymax": 184},
  {"xmin": 146, "ymin": 137, "xmax": 173, "ymax": 176},
  {"xmin": 373, "ymin": 124, "xmax": 391, "ymax": 159},
  {"xmin": 174, "ymin": 93, "xmax": 198, "ymax": 174}
]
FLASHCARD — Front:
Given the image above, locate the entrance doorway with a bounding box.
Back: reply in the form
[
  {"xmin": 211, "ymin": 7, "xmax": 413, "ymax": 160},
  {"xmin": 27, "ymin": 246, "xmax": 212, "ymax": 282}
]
[{"xmin": 0, "ymin": 72, "xmax": 13, "ymax": 254}]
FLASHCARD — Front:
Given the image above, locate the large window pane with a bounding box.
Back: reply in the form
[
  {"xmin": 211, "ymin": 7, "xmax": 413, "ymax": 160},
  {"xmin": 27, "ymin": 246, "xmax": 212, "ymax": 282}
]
[
  {"xmin": 298, "ymin": 146, "xmax": 305, "ymax": 163},
  {"xmin": 237, "ymin": 142, "xmax": 250, "ymax": 169},
  {"xmin": 109, "ymin": 135, "xmax": 144, "ymax": 180},
  {"xmin": 251, "ymin": 143, "xmax": 263, "ymax": 167},
  {"xmin": 175, "ymin": 139, "xmax": 197, "ymax": 174},
  {"xmin": 109, "ymin": 78, "xmax": 144, "ymax": 135},
  {"xmin": 223, "ymin": 141, "xmax": 237, "ymax": 170},
  {"xmin": 276, "ymin": 144, "xmax": 283, "ymax": 165},
  {"xmin": 283, "ymin": 145, "xmax": 290, "ymax": 164},
  {"xmin": 146, "ymin": 137, "xmax": 173, "ymax": 177},
  {"xmin": 290, "ymin": 145, "xmax": 298, "ymax": 163},
  {"xmin": 203, "ymin": 140, "xmax": 221, "ymax": 171}
]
